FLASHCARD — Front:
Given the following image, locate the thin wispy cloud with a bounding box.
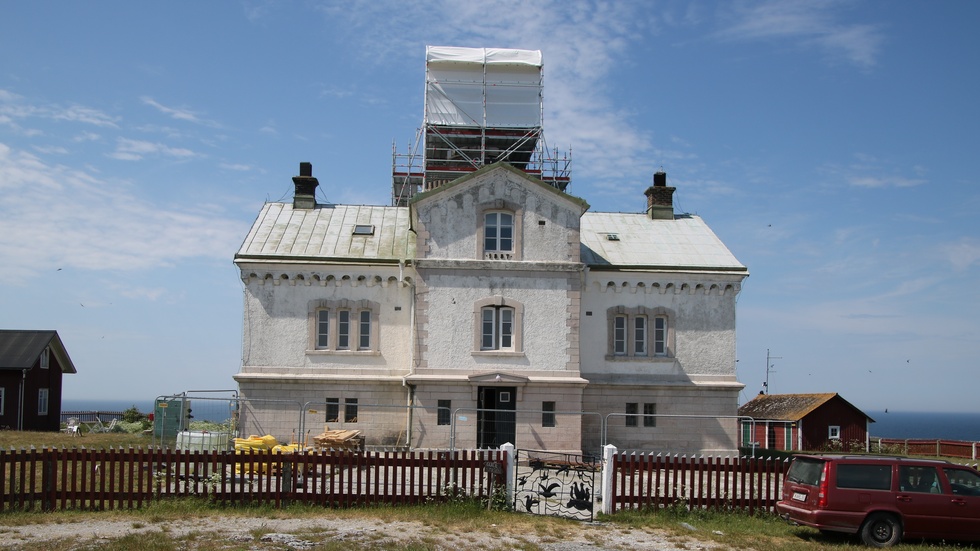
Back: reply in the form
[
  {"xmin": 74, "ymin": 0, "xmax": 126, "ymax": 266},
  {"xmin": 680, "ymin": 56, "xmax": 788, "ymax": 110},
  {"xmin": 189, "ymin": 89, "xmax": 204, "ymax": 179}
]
[
  {"xmin": 141, "ymin": 96, "xmax": 220, "ymax": 127},
  {"xmin": 714, "ymin": 1, "xmax": 883, "ymax": 68},
  {"xmin": 848, "ymin": 175, "xmax": 926, "ymax": 188},
  {"xmin": 108, "ymin": 137, "xmax": 200, "ymax": 161},
  {"xmin": 0, "ymin": 89, "xmax": 119, "ymax": 128},
  {"xmin": 0, "ymin": 143, "xmax": 245, "ymax": 282}
]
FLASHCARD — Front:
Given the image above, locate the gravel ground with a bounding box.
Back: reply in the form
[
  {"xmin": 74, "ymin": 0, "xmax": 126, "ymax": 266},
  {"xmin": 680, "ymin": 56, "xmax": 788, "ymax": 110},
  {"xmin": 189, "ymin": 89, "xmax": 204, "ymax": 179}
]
[{"xmin": 1, "ymin": 515, "xmax": 731, "ymax": 550}]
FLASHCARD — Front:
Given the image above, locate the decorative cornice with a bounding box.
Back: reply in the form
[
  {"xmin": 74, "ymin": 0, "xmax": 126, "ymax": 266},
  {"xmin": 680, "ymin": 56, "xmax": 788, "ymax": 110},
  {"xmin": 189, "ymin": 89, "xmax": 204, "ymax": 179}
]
[
  {"xmin": 240, "ymin": 269, "xmax": 414, "ymax": 287},
  {"xmin": 588, "ymin": 278, "xmax": 742, "ymax": 296}
]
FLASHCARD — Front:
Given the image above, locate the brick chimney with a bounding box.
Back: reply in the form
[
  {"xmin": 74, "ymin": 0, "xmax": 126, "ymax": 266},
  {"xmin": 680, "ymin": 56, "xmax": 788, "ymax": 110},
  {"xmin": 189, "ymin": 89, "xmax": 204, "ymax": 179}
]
[
  {"xmin": 644, "ymin": 171, "xmax": 674, "ymax": 220},
  {"xmin": 292, "ymin": 162, "xmax": 318, "ymax": 209}
]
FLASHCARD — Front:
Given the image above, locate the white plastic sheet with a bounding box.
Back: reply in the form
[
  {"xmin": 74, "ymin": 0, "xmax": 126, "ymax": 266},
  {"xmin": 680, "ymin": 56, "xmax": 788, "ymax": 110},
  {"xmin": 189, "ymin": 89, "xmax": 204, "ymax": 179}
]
[{"xmin": 425, "ymin": 46, "xmax": 542, "ymax": 127}]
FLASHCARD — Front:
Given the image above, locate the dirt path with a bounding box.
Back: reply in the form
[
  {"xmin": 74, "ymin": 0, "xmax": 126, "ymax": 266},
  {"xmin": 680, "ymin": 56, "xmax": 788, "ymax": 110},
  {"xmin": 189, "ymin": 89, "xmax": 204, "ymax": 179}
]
[{"xmin": 1, "ymin": 514, "xmax": 729, "ymax": 550}]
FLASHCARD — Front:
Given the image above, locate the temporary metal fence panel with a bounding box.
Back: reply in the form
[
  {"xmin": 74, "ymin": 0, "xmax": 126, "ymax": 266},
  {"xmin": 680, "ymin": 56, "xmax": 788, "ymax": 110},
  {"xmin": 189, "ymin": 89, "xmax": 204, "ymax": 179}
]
[
  {"xmin": 151, "ymin": 395, "xmax": 304, "ymax": 450},
  {"xmin": 513, "ymin": 449, "xmax": 598, "ymax": 521},
  {"xmin": 300, "ymin": 402, "xmax": 426, "ymax": 450},
  {"xmin": 450, "ymin": 407, "xmax": 603, "ymax": 453}
]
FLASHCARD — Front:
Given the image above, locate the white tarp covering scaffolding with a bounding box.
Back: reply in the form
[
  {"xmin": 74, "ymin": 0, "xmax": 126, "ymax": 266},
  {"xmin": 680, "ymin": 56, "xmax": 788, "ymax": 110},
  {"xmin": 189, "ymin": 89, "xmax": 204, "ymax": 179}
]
[{"xmin": 425, "ymin": 46, "xmax": 543, "ymax": 128}]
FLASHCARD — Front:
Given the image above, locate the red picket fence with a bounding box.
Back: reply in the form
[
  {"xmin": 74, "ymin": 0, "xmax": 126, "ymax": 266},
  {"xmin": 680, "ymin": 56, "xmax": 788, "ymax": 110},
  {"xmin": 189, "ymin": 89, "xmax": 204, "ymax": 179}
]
[
  {"xmin": 873, "ymin": 438, "xmax": 979, "ymax": 461},
  {"xmin": 0, "ymin": 447, "xmax": 504, "ymax": 512},
  {"xmin": 610, "ymin": 454, "xmax": 790, "ymax": 514}
]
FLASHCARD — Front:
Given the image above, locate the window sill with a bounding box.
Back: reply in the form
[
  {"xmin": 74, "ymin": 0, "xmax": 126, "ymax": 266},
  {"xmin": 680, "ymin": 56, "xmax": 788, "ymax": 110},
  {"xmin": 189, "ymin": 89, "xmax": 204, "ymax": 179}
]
[
  {"xmin": 472, "ymin": 350, "xmax": 525, "ymax": 358},
  {"xmin": 307, "ymin": 350, "xmax": 381, "ymax": 356},
  {"xmin": 605, "ymin": 355, "xmax": 673, "ymax": 362}
]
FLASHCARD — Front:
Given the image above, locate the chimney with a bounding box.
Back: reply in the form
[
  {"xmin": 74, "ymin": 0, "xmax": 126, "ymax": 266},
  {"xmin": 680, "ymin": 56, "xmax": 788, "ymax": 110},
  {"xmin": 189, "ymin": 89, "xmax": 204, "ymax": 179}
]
[
  {"xmin": 292, "ymin": 162, "xmax": 318, "ymax": 209},
  {"xmin": 644, "ymin": 171, "xmax": 674, "ymax": 220}
]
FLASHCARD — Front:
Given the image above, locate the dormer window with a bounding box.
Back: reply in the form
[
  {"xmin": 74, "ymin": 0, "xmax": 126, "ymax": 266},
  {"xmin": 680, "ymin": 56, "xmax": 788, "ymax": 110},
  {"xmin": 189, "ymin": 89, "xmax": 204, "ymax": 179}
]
[{"xmin": 483, "ymin": 211, "xmax": 513, "ymax": 260}]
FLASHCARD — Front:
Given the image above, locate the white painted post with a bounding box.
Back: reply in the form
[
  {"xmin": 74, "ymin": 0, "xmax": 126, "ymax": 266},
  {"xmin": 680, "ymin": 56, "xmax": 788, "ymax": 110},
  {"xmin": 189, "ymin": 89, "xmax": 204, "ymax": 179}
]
[
  {"xmin": 501, "ymin": 442, "xmax": 516, "ymax": 507},
  {"xmin": 601, "ymin": 444, "xmax": 617, "ymax": 515}
]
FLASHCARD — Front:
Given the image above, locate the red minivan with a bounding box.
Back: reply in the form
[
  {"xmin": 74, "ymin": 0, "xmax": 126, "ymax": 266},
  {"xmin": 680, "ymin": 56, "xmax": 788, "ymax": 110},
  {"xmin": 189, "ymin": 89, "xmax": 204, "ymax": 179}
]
[{"xmin": 776, "ymin": 454, "xmax": 980, "ymax": 547}]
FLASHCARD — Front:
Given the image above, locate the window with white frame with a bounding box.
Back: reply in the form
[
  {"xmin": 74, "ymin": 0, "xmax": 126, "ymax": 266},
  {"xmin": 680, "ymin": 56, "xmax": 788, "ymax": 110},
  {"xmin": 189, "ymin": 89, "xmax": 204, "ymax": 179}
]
[
  {"xmin": 482, "ymin": 306, "xmax": 514, "ymax": 350},
  {"xmin": 473, "ymin": 296, "xmax": 523, "ymax": 354},
  {"xmin": 40, "ymin": 347, "xmax": 50, "ymax": 369},
  {"xmin": 308, "ymin": 299, "xmax": 380, "ymax": 353},
  {"xmin": 316, "ymin": 310, "xmax": 330, "ymax": 349},
  {"xmin": 828, "ymin": 425, "xmax": 841, "ymax": 440},
  {"xmin": 607, "ymin": 306, "xmax": 674, "ymax": 359},
  {"xmin": 483, "ymin": 211, "xmax": 514, "ymax": 259},
  {"xmin": 634, "ymin": 316, "xmax": 648, "ymax": 356},
  {"xmin": 613, "ymin": 315, "xmax": 627, "ymax": 355},
  {"xmin": 38, "ymin": 388, "xmax": 49, "ymax": 416},
  {"xmin": 358, "ymin": 310, "xmax": 371, "ymax": 350},
  {"xmin": 653, "ymin": 315, "xmax": 667, "ymax": 355}
]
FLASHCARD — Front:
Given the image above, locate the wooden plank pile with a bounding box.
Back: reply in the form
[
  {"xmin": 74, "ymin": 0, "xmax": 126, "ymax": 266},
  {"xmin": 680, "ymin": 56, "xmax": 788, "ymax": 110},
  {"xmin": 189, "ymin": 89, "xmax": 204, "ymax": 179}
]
[{"xmin": 312, "ymin": 425, "xmax": 364, "ymax": 451}]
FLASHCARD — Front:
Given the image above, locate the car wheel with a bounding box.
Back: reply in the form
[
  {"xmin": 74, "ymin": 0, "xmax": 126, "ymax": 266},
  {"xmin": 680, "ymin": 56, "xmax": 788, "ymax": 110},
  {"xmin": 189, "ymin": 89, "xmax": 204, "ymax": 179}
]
[{"xmin": 860, "ymin": 513, "xmax": 901, "ymax": 547}]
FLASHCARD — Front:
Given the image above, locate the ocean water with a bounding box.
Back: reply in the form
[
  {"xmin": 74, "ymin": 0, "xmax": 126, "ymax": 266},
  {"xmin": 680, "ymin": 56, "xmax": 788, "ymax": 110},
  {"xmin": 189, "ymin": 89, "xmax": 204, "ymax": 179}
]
[{"xmin": 866, "ymin": 410, "xmax": 980, "ymax": 441}]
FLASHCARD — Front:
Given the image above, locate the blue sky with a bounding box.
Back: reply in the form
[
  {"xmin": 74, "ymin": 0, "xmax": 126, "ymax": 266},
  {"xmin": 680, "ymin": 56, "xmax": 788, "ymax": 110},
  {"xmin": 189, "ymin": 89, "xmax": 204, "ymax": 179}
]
[{"xmin": 2, "ymin": 1, "xmax": 978, "ymax": 414}]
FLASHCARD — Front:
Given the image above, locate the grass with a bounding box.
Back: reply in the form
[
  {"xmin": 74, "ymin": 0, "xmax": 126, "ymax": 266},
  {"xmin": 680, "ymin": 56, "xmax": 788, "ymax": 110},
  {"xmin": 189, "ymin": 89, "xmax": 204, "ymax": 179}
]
[{"xmin": 0, "ymin": 430, "xmax": 151, "ymax": 450}]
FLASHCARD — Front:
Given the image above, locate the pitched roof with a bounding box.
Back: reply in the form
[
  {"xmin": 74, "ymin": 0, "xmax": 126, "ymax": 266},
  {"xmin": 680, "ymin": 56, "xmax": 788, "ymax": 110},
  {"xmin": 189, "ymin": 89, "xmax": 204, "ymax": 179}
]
[
  {"xmin": 580, "ymin": 212, "xmax": 747, "ymax": 272},
  {"xmin": 738, "ymin": 393, "xmax": 872, "ymax": 421},
  {"xmin": 235, "ymin": 203, "xmax": 415, "ymax": 263},
  {"xmin": 0, "ymin": 330, "xmax": 77, "ymax": 374}
]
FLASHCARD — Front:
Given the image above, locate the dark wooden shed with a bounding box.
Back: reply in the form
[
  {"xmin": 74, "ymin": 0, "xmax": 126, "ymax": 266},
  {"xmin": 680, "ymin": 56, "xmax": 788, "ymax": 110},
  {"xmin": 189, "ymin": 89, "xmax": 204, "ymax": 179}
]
[
  {"xmin": 738, "ymin": 392, "xmax": 874, "ymax": 452},
  {"xmin": 0, "ymin": 330, "xmax": 77, "ymax": 431}
]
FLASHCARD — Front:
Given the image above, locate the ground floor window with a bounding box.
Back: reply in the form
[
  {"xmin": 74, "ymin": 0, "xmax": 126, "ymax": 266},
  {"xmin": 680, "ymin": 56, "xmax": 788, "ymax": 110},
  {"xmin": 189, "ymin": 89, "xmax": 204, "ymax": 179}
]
[
  {"xmin": 437, "ymin": 400, "xmax": 451, "ymax": 425},
  {"xmin": 625, "ymin": 403, "xmax": 638, "ymax": 427},
  {"xmin": 345, "ymin": 398, "xmax": 358, "ymax": 423},
  {"xmin": 325, "ymin": 398, "xmax": 339, "ymax": 423},
  {"xmin": 542, "ymin": 401, "xmax": 556, "ymax": 427},
  {"xmin": 643, "ymin": 403, "xmax": 657, "ymax": 427}
]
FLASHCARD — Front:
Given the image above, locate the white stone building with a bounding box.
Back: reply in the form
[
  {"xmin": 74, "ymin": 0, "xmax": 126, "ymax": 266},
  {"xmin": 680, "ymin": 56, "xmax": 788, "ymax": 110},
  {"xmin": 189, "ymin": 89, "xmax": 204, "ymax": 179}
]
[
  {"xmin": 233, "ymin": 47, "xmax": 747, "ymax": 455},
  {"xmin": 234, "ymin": 161, "xmax": 746, "ymax": 455}
]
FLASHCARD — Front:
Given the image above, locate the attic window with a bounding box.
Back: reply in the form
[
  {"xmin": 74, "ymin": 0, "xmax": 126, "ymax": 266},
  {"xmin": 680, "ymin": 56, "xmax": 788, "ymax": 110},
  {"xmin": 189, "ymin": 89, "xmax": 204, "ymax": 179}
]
[
  {"xmin": 605, "ymin": 233, "xmax": 620, "ymax": 241},
  {"xmin": 353, "ymin": 225, "xmax": 375, "ymax": 236}
]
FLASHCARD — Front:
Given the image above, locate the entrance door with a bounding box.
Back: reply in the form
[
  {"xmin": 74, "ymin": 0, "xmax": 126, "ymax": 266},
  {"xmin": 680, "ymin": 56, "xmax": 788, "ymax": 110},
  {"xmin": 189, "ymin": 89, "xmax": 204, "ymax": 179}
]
[{"xmin": 477, "ymin": 386, "xmax": 516, "ymax": 448}]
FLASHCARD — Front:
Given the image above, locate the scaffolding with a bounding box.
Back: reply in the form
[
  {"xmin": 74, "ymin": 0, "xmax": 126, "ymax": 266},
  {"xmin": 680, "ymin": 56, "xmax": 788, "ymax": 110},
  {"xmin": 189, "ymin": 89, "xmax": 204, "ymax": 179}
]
[{"xmin": 392, "ymin": 46, "xmax": 571, "ymax": 207}]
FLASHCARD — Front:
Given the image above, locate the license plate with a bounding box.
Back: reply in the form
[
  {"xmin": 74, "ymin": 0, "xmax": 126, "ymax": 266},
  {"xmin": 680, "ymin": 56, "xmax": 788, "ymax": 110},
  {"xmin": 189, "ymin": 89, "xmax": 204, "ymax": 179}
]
[{"xmin": 792, "ymin": 491, "xmax": 808, "ymax": 502}]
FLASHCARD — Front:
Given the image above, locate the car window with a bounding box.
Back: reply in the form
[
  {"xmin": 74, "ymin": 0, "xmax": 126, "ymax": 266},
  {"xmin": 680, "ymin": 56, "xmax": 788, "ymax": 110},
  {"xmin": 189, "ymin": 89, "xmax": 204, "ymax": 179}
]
[
  {"xmin": 836, "ymin": 464, "xmax": 892, "ymax": 490},
  {"xmin": 900, "ymin": 466, "xmax": 941, "ymax": 493},
  {"xmin": 787, "ymin": 457, "xmax": 825, "ymax": 485},
  {"xmin": 944, "ymin": 467, "xmax": 980, "ymax": 496}
]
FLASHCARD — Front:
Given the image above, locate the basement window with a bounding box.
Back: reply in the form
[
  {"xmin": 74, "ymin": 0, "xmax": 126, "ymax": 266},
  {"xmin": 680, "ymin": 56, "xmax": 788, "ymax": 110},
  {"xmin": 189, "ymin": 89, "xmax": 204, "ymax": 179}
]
[{"xmin": 352, "ymin": 224, "xmax": 375, "ymax": 236}]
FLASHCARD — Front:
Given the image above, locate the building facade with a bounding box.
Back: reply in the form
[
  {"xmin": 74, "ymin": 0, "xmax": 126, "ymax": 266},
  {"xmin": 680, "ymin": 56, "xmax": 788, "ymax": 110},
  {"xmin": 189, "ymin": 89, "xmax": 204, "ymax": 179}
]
[{"xmin": 234, "ymin": 162, "xmax": 747, "ymax": 455}]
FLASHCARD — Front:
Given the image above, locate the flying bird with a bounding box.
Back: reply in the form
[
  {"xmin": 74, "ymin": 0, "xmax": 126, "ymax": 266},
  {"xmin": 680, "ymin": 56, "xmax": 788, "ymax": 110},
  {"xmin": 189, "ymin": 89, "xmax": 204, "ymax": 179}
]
[{"xmin": 537, "ymin": 482, "xmax": 561, "ymax": 498}]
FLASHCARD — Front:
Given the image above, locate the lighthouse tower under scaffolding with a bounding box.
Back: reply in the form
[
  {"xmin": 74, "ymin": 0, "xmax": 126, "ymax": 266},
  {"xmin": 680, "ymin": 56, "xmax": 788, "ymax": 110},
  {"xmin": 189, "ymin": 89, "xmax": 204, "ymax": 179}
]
[{"xmin": 392, "ymin": 46, "xmax": 571, "ymax": 207}]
